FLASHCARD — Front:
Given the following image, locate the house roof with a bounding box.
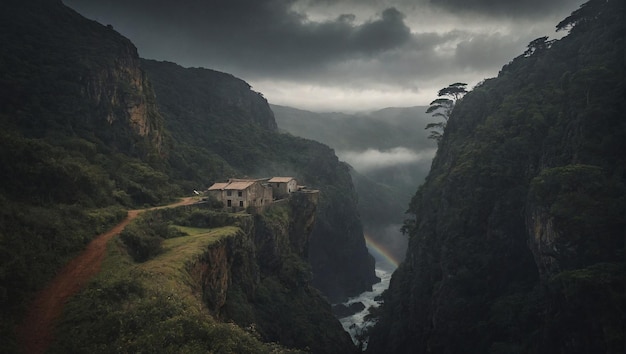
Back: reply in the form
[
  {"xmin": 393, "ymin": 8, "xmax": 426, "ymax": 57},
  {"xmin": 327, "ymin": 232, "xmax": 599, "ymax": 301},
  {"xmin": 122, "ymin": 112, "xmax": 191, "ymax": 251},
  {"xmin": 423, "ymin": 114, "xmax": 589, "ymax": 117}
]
[
  {"xmin": 208, "ymin": 182, "xmax": 229, "ymax": 191},
  {"xmin": 268, "ymin": 177, "xmax": 295, "ymax": 183},
  {"xmin": 224, "ymin": 181, "xmax": 255, "ymax": 190},
  {"xmin": 208, "ymin": 180, "xmax": 257, "ymax": 191}
]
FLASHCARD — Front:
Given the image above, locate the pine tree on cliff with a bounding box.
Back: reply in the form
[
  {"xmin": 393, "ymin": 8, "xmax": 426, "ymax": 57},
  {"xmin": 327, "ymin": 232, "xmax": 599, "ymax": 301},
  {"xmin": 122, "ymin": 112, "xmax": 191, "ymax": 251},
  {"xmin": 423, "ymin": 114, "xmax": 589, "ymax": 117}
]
[{"xmin": 424, "ymin": 82, "xmax": 467, "ymax": 142}]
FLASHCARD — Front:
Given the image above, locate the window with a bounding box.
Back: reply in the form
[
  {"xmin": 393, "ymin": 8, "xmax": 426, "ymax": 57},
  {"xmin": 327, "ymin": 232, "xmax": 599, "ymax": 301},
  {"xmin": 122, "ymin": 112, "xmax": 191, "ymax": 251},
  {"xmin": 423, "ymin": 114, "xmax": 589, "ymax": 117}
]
[
  {"xmin": 227, "ymin": 200, "xmax": 232, "ymax": 207},
  {"xmin": 227, "ymin": 191, "xmax": 232, "ymax": 196},
  {"xmin": 238, "ymin": 191, "xmax": 243, "ymax": 197},
  {"xmin": 239, "ymin": 201, "xmax": 244, "ymax": 207}
]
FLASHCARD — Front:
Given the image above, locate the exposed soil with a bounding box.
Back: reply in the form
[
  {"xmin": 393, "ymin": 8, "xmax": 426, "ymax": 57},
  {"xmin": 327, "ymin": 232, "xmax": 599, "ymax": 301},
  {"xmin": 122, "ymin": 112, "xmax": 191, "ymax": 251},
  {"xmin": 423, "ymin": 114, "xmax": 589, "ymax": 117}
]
[{"xmin": 16, "ymin": 197, "xmax": 196, "ymax": 354}]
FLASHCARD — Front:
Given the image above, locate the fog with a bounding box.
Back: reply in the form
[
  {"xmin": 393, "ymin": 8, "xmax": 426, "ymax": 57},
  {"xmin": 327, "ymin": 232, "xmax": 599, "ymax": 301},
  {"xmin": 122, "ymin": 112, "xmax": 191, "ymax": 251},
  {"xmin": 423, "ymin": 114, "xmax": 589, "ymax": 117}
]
[
  {"xmin": 338, "ymin": 147, "xmax": 436, "ymax": 172},
  {"xmin": 273, "ymin": 105, "xmax": 435, "ymax": 265}
]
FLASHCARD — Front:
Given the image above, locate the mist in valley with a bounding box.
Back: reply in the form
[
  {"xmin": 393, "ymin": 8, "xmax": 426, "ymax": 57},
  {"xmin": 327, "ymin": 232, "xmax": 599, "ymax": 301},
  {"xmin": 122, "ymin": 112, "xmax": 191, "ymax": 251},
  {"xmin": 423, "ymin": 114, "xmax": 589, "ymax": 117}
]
[{"xmin": 272, "ymin": 104, "xmax": 437, "ymax": 264}]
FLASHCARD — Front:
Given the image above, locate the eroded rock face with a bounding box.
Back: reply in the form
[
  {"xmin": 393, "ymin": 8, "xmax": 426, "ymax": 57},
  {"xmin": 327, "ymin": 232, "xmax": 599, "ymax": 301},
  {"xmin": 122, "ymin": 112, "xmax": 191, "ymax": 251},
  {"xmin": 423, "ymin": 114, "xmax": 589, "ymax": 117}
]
[
  {"xmin": 183, "ymin": 196, "xmax": 356, "ymax": 353},
  {"xmin": 189, "ymin": 226, "xmax": 258, "ymax": 316},
  {"xmin": 526, "ymin": 210, "xmax": 562, "ymax": 279},
  {"xmin": 82, "ymin": 47, "xmax": 164, "ymax": 152}
]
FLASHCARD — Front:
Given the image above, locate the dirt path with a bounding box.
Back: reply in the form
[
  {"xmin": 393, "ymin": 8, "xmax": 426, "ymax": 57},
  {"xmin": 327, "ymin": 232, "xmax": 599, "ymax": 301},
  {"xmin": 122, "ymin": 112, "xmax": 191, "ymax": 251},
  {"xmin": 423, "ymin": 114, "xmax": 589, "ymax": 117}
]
[{"xmin": 16, "ymin": 197, "xmax": 196, "ymax": 354}]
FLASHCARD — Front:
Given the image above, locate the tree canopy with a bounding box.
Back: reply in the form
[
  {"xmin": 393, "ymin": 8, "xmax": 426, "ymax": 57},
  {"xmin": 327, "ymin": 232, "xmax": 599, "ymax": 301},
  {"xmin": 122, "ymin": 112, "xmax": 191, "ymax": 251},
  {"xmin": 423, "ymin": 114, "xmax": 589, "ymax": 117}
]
[{"xmin": 424, "ymin": 82, "xmax": 467, "ymax": 142}]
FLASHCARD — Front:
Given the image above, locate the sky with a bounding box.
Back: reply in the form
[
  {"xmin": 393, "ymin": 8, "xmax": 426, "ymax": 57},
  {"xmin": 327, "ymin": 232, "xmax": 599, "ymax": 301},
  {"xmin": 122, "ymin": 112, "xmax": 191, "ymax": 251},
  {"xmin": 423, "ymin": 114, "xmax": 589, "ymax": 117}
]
[{"xmin": 63, "ymin": 0, "xmax": 584, "ymax": 112}]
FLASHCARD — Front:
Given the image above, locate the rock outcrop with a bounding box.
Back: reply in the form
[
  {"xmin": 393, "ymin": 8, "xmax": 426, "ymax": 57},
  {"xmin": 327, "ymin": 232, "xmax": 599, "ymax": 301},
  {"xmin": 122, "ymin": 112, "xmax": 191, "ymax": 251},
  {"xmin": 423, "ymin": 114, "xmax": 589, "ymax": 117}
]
[{"xmin": 184, "ymin": 193, "xmax": 356, "ymax": 353}]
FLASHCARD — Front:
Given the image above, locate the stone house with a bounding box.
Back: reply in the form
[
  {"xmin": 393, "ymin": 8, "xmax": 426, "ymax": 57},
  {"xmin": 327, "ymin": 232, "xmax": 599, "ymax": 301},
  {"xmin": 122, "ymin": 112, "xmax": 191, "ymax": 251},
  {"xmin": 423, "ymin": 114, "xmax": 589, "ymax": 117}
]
[
  {"xmin": 268, "ymin": 177, "xmax": 297, "ymax": 199},
  {"xmin": 207, "ymin": 178, "xmax": 273, "ymax": 210}
]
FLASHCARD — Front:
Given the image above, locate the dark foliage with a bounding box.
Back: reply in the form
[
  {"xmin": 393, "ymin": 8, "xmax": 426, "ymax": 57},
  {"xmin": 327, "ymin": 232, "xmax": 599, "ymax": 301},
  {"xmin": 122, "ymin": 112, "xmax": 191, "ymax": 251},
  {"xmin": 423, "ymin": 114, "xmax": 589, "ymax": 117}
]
[
  {"xmin": 0, "ymin": 0, "xmax": 374, "ymax": 350},
  {"xmin": 368, "ymin": 0, "xmax": 625, "ymax": 352}
]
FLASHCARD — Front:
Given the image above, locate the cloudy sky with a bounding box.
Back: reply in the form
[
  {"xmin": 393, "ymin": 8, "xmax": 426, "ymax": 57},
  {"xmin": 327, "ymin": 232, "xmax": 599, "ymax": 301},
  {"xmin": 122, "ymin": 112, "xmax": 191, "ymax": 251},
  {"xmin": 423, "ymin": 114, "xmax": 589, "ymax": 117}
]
[{"xmin": 64, "ymin": 0, "xmax": 584, "ymax": 111}]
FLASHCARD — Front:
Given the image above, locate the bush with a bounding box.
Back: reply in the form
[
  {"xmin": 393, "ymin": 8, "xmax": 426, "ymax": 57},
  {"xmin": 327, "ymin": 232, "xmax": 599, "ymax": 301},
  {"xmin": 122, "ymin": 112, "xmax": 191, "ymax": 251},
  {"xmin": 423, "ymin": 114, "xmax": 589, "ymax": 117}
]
[{"xmin": 120, "ymin": 227, "xmax": 163, "ymax": 262}]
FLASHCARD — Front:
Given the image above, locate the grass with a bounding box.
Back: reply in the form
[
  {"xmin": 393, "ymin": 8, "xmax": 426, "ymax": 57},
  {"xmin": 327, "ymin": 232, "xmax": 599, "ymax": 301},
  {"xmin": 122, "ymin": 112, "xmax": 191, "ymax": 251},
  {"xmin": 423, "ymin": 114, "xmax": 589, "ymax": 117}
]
[
  {"xmin": 137, "ymin": 226, "xmax": 238, "ymax": 298},
  {"xmin": 52, "ymin": 223, "xmax": 299, "ymax": 353}
]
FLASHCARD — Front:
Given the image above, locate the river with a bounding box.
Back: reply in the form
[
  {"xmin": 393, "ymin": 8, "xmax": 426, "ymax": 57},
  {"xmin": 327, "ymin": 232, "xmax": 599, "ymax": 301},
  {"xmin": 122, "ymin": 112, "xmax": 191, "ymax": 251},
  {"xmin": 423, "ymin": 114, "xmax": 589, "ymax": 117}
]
[{"xmin": 337, "ymin": 253, "xmax": 396, "ymax": 350}]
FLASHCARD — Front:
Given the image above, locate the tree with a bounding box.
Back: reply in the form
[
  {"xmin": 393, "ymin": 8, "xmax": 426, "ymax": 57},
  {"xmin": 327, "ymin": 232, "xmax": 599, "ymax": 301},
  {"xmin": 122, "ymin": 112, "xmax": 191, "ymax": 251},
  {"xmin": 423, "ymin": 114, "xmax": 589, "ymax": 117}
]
[
  {"xmin": 556, "ymin": 0, "xmax": 606, "ymax": 33},
  {"xmin": 425, "ymin": 83, "xmax": 467, "ymax": 142},
  {"xmin": 523, "ymin": 36, "xmax": 555, "ymax": 57}
]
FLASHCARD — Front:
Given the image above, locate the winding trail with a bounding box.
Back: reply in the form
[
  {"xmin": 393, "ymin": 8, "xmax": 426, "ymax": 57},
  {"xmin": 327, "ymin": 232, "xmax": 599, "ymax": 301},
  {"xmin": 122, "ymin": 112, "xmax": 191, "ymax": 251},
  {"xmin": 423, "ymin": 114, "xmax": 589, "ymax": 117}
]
[{"xmin": 16, "ymin": 197, "xmax": 196, "ymax": 354}]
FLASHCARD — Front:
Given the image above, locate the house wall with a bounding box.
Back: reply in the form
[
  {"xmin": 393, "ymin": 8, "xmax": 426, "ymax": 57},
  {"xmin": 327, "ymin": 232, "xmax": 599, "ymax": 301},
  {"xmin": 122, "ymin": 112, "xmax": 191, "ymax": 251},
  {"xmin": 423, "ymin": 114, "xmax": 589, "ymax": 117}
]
[
  {"xmin": 222, "ymin": 183, "xmax": 273, "ymax": 209},
  {"xmin": 208, "ymin": 190, "xmax": 225, "ymax": 204},
  {"xmin": 272, "ymin": 179, "xmax": 297, "ymax": 199}
]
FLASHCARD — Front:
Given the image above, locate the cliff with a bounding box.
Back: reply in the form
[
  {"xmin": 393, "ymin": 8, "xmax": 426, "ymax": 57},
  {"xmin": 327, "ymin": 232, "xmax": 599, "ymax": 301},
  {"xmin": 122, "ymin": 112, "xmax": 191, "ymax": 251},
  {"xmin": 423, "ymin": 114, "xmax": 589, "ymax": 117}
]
[
  {"xmin": 0, "ymin": 0, "xmax": 164, "ymax": 157},
  {"xmin": 51, "ymin": 195, "xmax": 356, "ymax": 353},
  {"xmin": 142, "ymin": 59, "xmax": 378, "ymax": 302},
  {"xmin": 367, "ymin": 0, "xmax": 625, "ymax": 353}
]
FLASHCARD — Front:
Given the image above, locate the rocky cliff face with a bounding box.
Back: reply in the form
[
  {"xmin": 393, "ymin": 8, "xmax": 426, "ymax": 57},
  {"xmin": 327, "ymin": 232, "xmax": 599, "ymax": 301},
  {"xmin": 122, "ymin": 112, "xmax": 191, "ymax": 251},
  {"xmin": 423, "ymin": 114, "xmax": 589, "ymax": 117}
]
[
  {"xmin": 184, "ymin": 193, "xmax": 356, "ymax": 353},
  {"xmin": 0, "ymin": 0, "xmax": 165, "ymax": 157},
  {"xmin": 84, "ymin": 54, "xmax": 164, "ymax": 149},
  {"xmin": 368, "ymin": 1, "xmax": 625, "ymax": 353}
]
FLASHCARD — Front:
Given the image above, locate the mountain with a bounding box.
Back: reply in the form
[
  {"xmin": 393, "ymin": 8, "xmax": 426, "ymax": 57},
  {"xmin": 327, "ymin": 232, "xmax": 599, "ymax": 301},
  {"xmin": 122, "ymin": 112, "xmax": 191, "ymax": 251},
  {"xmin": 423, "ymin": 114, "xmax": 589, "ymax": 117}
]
[
  {"xmin": 0, "ymin": 0, "xmax": 374, "ymax": 351},
  {"xmin": 367, "ymin": 0, "xmax": 625, "ymax": 352}
]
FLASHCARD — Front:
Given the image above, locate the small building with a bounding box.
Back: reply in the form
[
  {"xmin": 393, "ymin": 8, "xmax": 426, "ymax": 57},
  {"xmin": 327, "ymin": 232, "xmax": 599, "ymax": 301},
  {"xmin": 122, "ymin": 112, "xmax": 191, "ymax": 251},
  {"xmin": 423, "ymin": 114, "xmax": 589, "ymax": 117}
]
[
  {"xmin": 208, "ymin": 179, "xmax": 273, "ymax": 210},
  {"xmin": 268, "ymin": 177, "xmax": 297, "ymax": 199}
]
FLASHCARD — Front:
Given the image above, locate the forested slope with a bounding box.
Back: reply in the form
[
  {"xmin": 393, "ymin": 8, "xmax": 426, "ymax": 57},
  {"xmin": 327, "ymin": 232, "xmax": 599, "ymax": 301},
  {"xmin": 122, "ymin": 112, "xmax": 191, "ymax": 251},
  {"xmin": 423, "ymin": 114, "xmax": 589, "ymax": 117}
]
[
  {"xmin": 368, "ymin": 0, "xmax": 625, "ymax": 352},
  {"xmin": 0, "ymin": 1, "xmax": 180, "ymax": 346}
]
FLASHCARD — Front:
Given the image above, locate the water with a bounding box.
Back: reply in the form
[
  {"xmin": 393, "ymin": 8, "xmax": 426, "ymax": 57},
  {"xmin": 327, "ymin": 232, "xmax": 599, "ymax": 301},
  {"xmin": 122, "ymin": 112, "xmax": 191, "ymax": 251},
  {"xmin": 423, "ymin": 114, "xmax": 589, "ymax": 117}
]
[{"xmin": 337, "ymin": 259, "xmax": 395, "ymax": 349}]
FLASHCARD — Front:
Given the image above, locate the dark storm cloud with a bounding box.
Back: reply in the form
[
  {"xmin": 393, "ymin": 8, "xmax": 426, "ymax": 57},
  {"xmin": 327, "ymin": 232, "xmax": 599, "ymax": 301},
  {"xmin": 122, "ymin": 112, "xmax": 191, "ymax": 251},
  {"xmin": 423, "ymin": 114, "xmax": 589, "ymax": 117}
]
[
  {"xmin": 429, "ymin": 0, "xmax": 582, "ymax": 17},
  {"xmin": 63, "ymin": 0, "xmax": 584, "ymax": 110},
  {"xmin": 64, "ymin": 0, "xmax": 411, "ymax": 77},
  {"xmin": 454, "ymin": 33, "xmax": 527, "ymax": 70}
]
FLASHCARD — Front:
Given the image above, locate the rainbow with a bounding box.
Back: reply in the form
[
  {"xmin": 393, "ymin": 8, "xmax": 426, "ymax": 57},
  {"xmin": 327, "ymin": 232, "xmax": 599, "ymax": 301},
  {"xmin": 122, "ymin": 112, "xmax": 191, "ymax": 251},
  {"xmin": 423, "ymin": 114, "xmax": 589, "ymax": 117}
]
[{"xmin": 364, "ymin": 233, "xmax": 400, "ymax": 269}]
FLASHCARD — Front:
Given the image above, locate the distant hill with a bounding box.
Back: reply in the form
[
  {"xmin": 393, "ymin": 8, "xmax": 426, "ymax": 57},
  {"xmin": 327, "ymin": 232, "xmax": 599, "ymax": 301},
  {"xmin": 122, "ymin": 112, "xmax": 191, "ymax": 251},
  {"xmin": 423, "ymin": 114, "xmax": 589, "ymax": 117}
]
[{"xmin": 272, "ymin": 104, "xmax": 434, "ymax": 152}]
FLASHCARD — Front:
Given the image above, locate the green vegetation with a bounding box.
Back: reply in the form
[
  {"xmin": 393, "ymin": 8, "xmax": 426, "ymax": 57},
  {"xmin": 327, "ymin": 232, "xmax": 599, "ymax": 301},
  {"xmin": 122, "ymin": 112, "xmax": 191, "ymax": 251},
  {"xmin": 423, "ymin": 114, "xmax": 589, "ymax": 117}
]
[
  {"xmin": 120, "ymin": 206, "xmax": 247, "ymax": 262},
  {"xmin": 0, "ymin": 2, "xmax": 182, "ymax": 345},
  {"xmin": 368, "ymin": 0, "xmax": 625, "ymax": 352},
  {"xmin": 222, "ymin": 204, "xmax": 357, "ymax": 354},
  {"xmin": 51, "ymin": 225, "xmax": 298, "ymax": 354},
  {"xmin": 425, "ymin": 83, "xmax": 467, "ymax": 142},
  {"xmin": 1, "ymin": 0, "xmax": 374, "ymax": 349},
  {"xmin": 50, "ymin": 199, "xmax": 354, "ymax": 353}
]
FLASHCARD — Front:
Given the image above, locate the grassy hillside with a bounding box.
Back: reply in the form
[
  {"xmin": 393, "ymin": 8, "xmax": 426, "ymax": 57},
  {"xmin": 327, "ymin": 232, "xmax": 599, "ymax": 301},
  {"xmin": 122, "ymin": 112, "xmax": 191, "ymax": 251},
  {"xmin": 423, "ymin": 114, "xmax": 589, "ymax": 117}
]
[{"xmin": 50, "ymin": 222, "xmax": 295, "ymax": 353}]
